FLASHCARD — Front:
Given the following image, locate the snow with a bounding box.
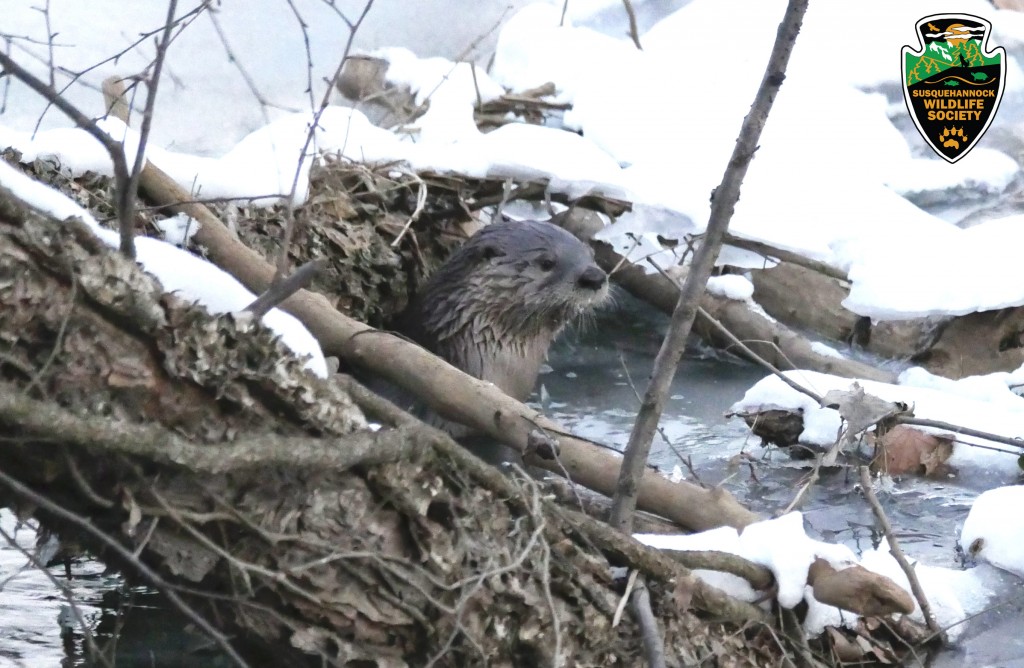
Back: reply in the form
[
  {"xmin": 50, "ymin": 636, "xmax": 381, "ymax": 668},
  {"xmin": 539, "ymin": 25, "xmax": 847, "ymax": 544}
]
[
  {"xmin": 373, "ymin": 47, "xmax": 505, "ymax": 144},
  {"xmin": 156, "ymin": 212, "xmax": 200, "ymax": 247},
  {"xmin": 637, "ymin": 512, "xmax": 858, "ymax": 611},
  {"xmin": 6, "ymin": 0, "xmax": 1024, "ymax": 320},
  {"xmin": 0, "ymin": 160, "xmax": 327, "ymax": 377},
  {"xmin": 637, "ymin": 511, "xmax": 990, "ymax": 641},
  {"xmin": 853, "ymin": 542, "xmax": 988, "ymax": 642},
  {"xmin": 732, "ymin": 369, "xmax": 1024, "ymax": 475},
  {"xmin": 960, "ymin": 485, "xmax": 1024, "ymax": 578},
  {"xmin": 809, "ymin": 342, "xmax": 844, "ymax": 360},
  {"xmin": 706, "ymin": 275, "xmax": 754, "ymax": 302}
]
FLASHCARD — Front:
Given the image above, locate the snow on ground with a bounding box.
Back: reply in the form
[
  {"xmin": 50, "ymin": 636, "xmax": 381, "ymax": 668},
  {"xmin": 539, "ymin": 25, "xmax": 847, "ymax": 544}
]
[
  {"xmin": 0, "ymin": 160, "xmax": 328, "ymax": 378},
  {"xmin": 731, "ymin": 369, "xmax": 1024, "ymax": 475}
]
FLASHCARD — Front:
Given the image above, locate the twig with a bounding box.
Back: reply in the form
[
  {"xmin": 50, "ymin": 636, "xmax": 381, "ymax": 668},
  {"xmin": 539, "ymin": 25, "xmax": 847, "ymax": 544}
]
[
  {"xmin": 896, "ymin": 416, "xmax": 1024, "ymax": 451},
  {"xmin": 631, "ymin": 578, "xmax": 666, "ymax": 668},
  {"xmin": 24, "ymin": 2, "xmax": 207, "ymax": 135},
  {"xmin": 39, "ymin": 0, "xmax": 56, "ymax": 89},
  {"xmin": 119, "ymin": 0, "xmax": 179, "ymax": 259},
  {"xmin": 0, "ymin": 467, "xmax": 252, "ymax": 668},
  {"xmin": 0, "ymin": 51, "xmax": 133, "ymax": 254},
  {"xmin": 722, "ymin": 232, "xmax": 848, "ymax": 281},
  {"xmin": 858, "ymin": 466, "xmax": 945, "ymax": 643},
  {"xmin": 244, "ymin": 258, "xmax": 325, "ymax": 317},
  {"xmin": 274, "ymin": 0, "xmax": 375, "ymax": 284},
  {"xmin": 648, "ymin": 254, "xmax": 824, "ymax": 405},
  {"xmin": 781, "ymin": 463, "xmax": 820, "ymax": 514},
  {"xmin": 21, "ymin": 281, "xmax": 76, "ymax": 398},
  {"xmin": 207, "ymin": 8, "xmax": 299, "ymax": 115},
  {"xmin": 390, "ymin": 170, "xmax": 427, "ymax": 247},
  {"xmin": 609, "ymin": 0, "xmax": 810, "ymax": 533},
  {"xmin": 622, "ymin": 0, "xmax": 643, "ymax": 50},
  {"xmin": 612, "ymin": 568, "xmax": 638, "ymax": 627}
]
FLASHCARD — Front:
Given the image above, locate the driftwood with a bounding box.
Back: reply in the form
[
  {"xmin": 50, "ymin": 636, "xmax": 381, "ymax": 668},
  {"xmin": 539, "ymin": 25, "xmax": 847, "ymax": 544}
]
[{"xmin": 0, "ymin": 182, "xmax": 784, "ymax": 665}]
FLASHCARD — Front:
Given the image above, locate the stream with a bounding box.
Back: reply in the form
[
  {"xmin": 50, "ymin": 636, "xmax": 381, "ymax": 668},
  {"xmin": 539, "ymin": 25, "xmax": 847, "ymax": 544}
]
[{"xmin": 2, "ymin": 293, "xmax": 1022, "ymax": 666}]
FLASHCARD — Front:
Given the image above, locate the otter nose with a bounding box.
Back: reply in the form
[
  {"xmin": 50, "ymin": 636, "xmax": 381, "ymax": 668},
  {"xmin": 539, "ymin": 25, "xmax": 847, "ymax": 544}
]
[{"xmin": 577, "ymin": 266, "xmax": 607, "ymax": 291}]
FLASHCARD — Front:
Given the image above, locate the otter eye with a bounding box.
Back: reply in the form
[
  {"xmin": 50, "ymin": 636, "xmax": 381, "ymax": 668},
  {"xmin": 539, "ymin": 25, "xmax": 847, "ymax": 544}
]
[{"xmin": 537, "ymin": 256, "xmax": 556, "ymax": 271}]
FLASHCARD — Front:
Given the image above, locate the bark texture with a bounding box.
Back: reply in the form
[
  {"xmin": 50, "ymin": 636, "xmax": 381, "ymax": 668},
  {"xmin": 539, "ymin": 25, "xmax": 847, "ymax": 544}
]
[{"xmin": 0, "ymin": 177, "xmax": 783, "ymax": 666}]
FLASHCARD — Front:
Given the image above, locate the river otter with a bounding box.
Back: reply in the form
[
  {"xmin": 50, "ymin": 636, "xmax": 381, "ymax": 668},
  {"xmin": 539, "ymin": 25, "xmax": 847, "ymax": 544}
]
[{"xmin": 395, "ymin": 218, "xmax": 609, "ymax": 405}]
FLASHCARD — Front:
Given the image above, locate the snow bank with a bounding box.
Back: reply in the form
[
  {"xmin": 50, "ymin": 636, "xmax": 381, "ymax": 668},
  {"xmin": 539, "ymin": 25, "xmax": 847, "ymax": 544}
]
[{"xmin": 960, "ymin": 485, "xmax": 1024, "ymax": 577}]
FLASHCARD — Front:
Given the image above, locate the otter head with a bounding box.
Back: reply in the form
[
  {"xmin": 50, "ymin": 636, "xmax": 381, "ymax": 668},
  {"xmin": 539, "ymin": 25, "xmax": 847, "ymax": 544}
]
[{"xmin": 401, "ymin": 219, "xmax": 608, "ymax": 399}]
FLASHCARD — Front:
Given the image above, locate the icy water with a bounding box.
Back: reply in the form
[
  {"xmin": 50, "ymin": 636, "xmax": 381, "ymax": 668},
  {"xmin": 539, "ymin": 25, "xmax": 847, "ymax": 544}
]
[{"xmin": 2, "ymin": 295, "xmax": 1023, "ymax": 666}]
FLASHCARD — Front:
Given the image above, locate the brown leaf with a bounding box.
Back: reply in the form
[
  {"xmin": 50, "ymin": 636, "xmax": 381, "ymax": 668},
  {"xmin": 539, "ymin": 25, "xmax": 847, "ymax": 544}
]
[
  {"xmin": 826, "ymin": 627, "xmax": 867, "ymax": 662},
  {"xmin": 872, "ymin": 425, "xmax": 954, "ymax": 477}
]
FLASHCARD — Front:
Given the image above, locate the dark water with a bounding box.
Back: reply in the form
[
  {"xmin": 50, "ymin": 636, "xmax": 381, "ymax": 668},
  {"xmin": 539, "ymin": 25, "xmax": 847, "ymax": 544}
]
[{"xmin": 2, "ymin": 294, "xmax": 1023, "ymax": 666}]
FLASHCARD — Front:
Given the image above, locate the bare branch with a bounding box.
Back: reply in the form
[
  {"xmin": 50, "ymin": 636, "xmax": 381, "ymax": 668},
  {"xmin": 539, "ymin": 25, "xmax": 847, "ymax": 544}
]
[
  {"xmin": 117, "ymin": 0, "xmax": 180, "ymax": 258},
  {"xmin": 896, "ymin": 416, "xmax": 1024, "ymax": 451},
  {"xmin": 272, "ymin": 0, "xmax": 375, "ymax": 284},
  {"xmin": 858, "ymin": 466, "xmax": 945, "ymax": 642},
  {"xmin": 608, "ymin": 0, "xmax": 810, "ymax": 533},
  {"xmin": 0, "ymin": 50, "xmax": 133, "ymax": 253},
  {"xmin": 245, "ymin": 257, "xmax": 325, "ymax": 317}
]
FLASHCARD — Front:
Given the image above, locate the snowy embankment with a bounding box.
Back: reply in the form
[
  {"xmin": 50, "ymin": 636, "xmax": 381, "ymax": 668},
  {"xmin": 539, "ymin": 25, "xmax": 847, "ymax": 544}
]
[
  {"xmin": 4, "ymin": 0, "xmax": 1024, "ymax": 643},
  {"xmin": 5, "ymin": 0, "xmax": 1024, "ymax": 322}
]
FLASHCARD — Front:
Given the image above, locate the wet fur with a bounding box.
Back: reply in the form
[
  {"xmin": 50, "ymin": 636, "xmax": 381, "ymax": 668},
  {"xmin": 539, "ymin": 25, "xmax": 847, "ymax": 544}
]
[{"xmin": 396, "ymin": 219, "xmax": 609, "ymax": 401}]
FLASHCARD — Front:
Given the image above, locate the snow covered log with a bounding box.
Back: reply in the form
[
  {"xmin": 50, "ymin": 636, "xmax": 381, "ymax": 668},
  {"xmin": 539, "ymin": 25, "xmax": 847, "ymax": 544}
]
[
  {"xmin": 0, "ymin": 169, "xmax": 797, "ymax": 666},
  {"xmin": 750, "ymin": 261, "xmax": 1024, "ymax": 379},
  {"xmin": 555, "ymin": 209, "xmax": 896, "ymax": 384}
]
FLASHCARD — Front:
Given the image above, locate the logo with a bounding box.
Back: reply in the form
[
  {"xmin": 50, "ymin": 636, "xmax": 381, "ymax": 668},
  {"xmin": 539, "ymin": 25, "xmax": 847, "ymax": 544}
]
[{"xmin": 902, "ymin": 14, "xmax": 1005, "ymax": 163}]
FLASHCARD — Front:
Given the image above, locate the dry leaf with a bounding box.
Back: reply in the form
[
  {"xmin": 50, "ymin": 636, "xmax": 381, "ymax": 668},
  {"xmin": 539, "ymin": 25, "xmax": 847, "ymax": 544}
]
[{"xmin": 872, "ymin": 425, "xmax": 954, "ymax": 477}]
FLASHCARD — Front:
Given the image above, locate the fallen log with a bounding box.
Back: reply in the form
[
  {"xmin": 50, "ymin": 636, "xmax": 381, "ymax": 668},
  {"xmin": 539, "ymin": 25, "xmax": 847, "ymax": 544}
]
[
  {"xmin": 553, "ymin": 208, "xmax": 897, "ymax": 384},
  {"xmin": 748, "ymin": 259, "xmax": 1024, "ymax": 379}
]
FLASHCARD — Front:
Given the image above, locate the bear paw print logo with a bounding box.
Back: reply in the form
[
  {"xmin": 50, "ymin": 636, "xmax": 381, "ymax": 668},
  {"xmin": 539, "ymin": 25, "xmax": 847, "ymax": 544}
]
[{"xmin": 939, "ymin": 126, "xmax": 968, "ymax": 150}]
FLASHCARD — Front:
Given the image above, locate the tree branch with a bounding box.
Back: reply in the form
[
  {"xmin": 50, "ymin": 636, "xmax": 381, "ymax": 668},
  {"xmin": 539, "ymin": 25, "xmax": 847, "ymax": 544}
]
[
  {"xmin": 0, "ymin": 50, "xmax": 132, "ymax": 254},
  {"xmin": 858, "ymin": 466, "xmax": 945, "ymax": 642},
  {"xmin": 608, "ymin": 0, "xmax": 810, "ymax": 533}
]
